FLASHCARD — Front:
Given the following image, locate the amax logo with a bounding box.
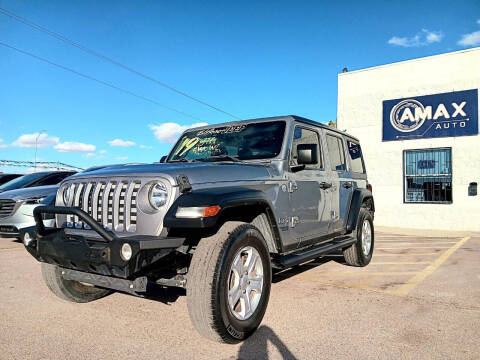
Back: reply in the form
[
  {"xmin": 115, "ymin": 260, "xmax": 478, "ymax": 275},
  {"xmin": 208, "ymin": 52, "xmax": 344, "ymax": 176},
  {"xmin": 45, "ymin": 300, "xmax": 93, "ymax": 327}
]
[{"xmin": 382, "ymin": 89, "xmax": 478, "ymax": 141}]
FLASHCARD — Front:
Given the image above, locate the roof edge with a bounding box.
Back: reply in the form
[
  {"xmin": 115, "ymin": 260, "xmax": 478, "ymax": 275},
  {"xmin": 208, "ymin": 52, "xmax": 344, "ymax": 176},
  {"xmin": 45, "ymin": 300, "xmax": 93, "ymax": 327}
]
[{"xmin": 339, "ymin": 46, "xmax": 480, "ymax": 76}]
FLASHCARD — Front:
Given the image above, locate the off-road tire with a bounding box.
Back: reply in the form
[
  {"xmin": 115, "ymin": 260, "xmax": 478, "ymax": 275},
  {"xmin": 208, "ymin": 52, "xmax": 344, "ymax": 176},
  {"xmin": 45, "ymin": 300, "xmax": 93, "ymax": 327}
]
[
  {"xmin": 343, "ymin": 207, "xmax": 374, "ymax": 267},
  {"xmin": 187, "ymin": 221, "xmax": 272, "ymax": 344},
  {"xmin": 41, "ymin": 263, "xmax": 111, "ymax": 303}
]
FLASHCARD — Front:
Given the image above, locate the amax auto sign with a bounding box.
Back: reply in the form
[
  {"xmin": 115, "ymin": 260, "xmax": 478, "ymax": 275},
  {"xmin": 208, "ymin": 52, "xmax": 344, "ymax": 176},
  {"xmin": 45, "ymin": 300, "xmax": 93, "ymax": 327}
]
[{"xmin": 382, "ymin": 89, "xmax": 478, "ymax": 141}]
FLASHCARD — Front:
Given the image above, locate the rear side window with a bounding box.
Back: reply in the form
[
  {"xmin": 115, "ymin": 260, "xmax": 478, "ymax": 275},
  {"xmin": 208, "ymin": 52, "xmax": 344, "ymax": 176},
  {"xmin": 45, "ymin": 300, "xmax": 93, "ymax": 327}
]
[
  {"xmin": 347, "ymin": 140, "xmax": 365, "ymax": 173},
  {"xmin": 326, "ymin": 135, "xmax": 346, "ymax": 171}
]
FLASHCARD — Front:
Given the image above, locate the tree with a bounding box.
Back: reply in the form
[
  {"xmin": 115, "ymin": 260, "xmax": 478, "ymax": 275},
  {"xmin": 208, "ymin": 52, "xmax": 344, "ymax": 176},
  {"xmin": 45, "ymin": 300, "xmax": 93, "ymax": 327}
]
[{"xmin": 327, "ymin": 120, "xmax": 337, "ymax": 128}]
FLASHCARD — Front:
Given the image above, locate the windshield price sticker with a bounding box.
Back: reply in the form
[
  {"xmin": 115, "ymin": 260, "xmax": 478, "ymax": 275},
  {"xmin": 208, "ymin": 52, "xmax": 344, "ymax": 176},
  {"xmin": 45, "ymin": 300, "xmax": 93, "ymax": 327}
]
[{"xmin": 197, "ymin": 125, "xmax": 246, "ymax": 136}]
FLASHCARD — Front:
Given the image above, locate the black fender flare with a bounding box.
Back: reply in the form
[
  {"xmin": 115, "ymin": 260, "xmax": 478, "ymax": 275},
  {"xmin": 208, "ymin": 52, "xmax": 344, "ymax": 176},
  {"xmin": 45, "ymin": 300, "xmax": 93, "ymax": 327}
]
[
  {"xmin": 164, "ymin": 187, "xmax": 282, "ymax": 250},
  {"xmin": 345, "ymin": 188, "xmax": 375, "ymax": 233}
]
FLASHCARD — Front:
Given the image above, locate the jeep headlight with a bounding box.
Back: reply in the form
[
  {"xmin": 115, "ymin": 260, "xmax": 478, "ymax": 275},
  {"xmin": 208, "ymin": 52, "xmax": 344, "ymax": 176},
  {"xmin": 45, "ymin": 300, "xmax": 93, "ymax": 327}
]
[
  {"xmin": 61, "ymin": 184, "xmax": 71, "ymax": 205},
  {"xmin": 148, "ymin": 182, "xmax": 168, "ymax": 209}
]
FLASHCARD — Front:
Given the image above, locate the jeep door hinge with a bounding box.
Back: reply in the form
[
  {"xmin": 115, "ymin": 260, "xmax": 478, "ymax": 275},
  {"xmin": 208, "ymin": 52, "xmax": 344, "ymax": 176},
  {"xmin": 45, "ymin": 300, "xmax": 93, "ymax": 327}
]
[
  {"xmin": 288, "ymin": 181, "xmax": 298, "ymax": 193},
  {"xmin": 290, "ymin": 216, "xmax": 299, "ymax": 228}
]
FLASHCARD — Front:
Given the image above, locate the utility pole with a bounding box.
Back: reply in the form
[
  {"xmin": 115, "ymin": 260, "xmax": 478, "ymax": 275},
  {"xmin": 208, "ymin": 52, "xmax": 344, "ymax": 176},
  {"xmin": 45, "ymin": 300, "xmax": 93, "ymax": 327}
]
[{"xmin": 34, "ymin": 129, "xmax": 46, "ymax": 172}]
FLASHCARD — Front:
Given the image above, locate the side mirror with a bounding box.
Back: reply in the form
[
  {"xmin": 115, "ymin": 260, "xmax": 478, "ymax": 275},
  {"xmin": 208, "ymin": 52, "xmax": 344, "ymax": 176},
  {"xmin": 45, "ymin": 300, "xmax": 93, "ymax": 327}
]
[
  {"xmin": 291, "ymin": 164, "xmax": 305, "ymax": 173},
  {"xmin": 160, "ymin": 156, "xmax": 167, "ymax": 163},
  {"xmin": 297, "ymin": 144, "xmax": 318, "ymax": 165}
]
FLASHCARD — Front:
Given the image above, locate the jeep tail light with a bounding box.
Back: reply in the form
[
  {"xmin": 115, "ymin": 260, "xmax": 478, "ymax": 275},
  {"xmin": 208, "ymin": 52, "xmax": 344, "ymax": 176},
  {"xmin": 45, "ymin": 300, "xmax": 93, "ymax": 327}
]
[{"xmin": 367, "ymin": 184, "xmax": 372, "ymax": 193}]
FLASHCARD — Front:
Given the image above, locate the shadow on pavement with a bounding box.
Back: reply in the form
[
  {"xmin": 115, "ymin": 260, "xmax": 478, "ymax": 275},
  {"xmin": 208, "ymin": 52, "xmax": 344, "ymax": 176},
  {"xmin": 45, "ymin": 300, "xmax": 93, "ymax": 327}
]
[
  {"xmin": 142, "ymin": 282, "xmax": 185, "ymax": 304},
  {"xmin": 139, "ymin": 252, "xmax": 345, "ymax": 304},
  {"xmin": 237, "ymin": 326, "xmax": 297, "ymax": 360}
]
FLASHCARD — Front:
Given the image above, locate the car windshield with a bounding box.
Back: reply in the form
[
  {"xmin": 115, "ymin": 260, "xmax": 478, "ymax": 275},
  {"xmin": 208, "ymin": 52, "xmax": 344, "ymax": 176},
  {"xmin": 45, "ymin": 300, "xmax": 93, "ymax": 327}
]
[
  {"xmin": 0, "ymin": 172, "xmax": 49, "ymax": 191},
  {"xmin": 168, "ymin": 121, "xmax": 286, "ymax": 162}
]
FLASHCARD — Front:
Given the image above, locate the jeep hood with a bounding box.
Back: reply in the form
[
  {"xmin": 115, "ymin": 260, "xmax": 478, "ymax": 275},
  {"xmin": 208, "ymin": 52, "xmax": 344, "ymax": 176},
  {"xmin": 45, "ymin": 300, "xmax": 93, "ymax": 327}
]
[
  {"xmin": 0, "ymin": 185, "xmax": 58, "ymax": 201},
  {"xmin": 68, "ymin": 162, "xmax": 272, "ymax": 185}
]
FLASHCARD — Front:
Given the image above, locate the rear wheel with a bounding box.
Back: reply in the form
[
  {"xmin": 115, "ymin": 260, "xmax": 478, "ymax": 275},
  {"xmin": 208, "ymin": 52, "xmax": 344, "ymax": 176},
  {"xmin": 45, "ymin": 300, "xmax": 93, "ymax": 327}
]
[
  {"xmin": 41, "ymin": 263, "xmax": 111, "ymax": 303},
  {"xmin": 187, "ymin": 221, "xmax": 271, "ymax": 343},
  {"xmin": 343, "ymin": 207, "xmax": 374, "ymax": 267}
]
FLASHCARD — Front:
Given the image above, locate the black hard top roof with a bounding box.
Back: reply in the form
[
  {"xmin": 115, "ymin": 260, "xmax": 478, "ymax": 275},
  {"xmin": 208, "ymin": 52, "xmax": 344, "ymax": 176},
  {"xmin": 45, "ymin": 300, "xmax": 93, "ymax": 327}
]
[
  {"xmin": 192, "ymin": 115, "xmax": 359, "ymax": 142},
  {"xmin": 287, "ymin": 115, "xmax": 359, "ymax": 141}
]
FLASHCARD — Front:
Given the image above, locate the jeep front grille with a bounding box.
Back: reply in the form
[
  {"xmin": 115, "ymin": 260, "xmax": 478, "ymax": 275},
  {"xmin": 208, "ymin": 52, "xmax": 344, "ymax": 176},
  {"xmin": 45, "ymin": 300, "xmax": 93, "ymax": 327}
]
[
  {"xmin": 66, "ymin": 181, "xmax": 141, "ymax": 232},
  {"xmin": 0, "ymin": 199, "xmax": 16, "ymax": 218}
]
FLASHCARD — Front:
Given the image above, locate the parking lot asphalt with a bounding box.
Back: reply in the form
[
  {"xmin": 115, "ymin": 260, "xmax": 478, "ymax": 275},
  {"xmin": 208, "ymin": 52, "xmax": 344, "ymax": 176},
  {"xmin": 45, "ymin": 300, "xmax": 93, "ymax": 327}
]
[{"xmin": 1, "ymin": 231, "xmax": 479, "ymax": 360}]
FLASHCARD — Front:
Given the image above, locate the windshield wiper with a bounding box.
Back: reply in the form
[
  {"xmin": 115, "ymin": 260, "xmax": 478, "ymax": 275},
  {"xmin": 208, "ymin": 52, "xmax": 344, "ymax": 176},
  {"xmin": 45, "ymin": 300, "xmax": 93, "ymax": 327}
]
[
  {"xmin": 168, "ymin": 158, "xmax": 199, "ymax": 163},
  {"xmin": 198, "ymin": 155, "xmax": 243, "ymax": 163}
]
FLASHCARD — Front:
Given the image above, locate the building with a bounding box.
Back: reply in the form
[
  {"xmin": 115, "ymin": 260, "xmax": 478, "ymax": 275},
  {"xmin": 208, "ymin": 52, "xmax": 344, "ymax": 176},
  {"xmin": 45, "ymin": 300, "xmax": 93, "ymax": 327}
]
[{"xmin": 337, "ymin": 47, "xmax": 480, "ymax": 232}]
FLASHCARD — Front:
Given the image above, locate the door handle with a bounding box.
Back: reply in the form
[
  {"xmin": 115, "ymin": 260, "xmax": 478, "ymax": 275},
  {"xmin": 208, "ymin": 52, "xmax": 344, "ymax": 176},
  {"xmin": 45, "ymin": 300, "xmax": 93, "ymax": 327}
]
[
  {"xmin": 342, "ymin": 182, "xmax": 353, "ymax": 189},
  {"xmin": 319, "ymin": 182, "xmax": 332, "ymax": 190}
]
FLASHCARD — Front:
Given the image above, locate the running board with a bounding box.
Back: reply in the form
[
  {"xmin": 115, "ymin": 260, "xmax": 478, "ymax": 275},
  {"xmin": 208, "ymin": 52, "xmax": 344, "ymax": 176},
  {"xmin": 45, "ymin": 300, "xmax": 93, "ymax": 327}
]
[{"xmin": 273, "ymin": 236, "xmax": 356, "ymax": 269}]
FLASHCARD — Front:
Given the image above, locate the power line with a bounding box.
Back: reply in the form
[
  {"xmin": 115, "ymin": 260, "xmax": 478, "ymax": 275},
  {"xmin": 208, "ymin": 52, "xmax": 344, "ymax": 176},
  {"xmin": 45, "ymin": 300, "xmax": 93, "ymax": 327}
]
[
  {"xmin": 0, "ymin": 7, "xmax": 241, "ymax": 120},
  {"xmin": 0, "ymin": 160, "xmax": 83, "ymax": 171},
  {"xmin": 0, "ymin": 41, "xmax": 203, "ymax": 121}
]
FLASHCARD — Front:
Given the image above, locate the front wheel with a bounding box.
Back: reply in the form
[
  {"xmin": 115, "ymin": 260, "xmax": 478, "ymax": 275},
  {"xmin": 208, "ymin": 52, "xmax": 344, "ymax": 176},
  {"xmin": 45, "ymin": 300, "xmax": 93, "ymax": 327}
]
[
  {"xmin": 186, "ymin": 221, "xmax": 272, "ymax": 344},
  {"xmin": 41, "ymin": 263, "xmax": 111, "ymax": 303},
  {"xmin": 343, "ymin": 207, "xmax": 374, "ymax": 267}
]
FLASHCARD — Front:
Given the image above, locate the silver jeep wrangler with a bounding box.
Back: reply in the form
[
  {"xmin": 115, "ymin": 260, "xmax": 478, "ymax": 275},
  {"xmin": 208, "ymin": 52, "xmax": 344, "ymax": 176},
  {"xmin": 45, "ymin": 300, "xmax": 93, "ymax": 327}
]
[{"xmin": 23, "ymin": 115, "xmax": 374, "ymax": 343}]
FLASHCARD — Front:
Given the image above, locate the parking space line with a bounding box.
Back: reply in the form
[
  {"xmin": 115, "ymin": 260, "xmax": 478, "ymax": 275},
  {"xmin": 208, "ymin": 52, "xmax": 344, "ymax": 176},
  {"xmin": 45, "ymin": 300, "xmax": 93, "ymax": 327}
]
[
  {"xmin": 310, "ymin": 271, "xmax": 418, "ymax": 276},
  {"xmin": 375, "ymin": 241, "xmax": 458, "ymax": 244},
  {"xmin": 391, "ymin": 236, "xmax": 471, "ymax": 297},
  {"xmin": 376, "ymin": 246, "xmax": 451, "ymax": 250},
  {"xmin": 373, "ymin": 253, "xmax": 439, "ymax": 256},
  {"xmin": 370, "ymin": 261, "xmax": 430, "ymax": 265}
]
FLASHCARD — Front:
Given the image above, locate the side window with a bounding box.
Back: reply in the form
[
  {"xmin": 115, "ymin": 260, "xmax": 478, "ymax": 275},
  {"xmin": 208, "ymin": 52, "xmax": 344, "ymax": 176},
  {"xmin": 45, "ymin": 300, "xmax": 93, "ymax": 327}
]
[
  {"xmin": 291, "ymin": 127, "xmax": 322, "ymax": 169},
  {"xmin": 326, "ymin": 135, "xmax": 346, "ymax": 172},
  {"xmin": 346, "ymin": 140, "xmax": 365, "ymax": 173}
]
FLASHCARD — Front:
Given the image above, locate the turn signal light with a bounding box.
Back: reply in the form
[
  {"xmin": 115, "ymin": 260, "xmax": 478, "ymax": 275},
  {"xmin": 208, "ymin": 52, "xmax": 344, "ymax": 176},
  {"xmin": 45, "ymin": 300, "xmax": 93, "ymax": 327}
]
[
  {"xmin": 203, "ymin": 205, "xmax": 221, "ymax": 217},
  {"xmin": 367, "ymin": 184, "xmax": 373, "ymax": 193}
]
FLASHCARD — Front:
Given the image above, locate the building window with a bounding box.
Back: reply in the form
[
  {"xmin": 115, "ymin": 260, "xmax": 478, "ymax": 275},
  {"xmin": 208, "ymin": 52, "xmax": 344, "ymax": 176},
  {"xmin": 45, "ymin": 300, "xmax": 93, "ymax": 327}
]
[{"xmin": 404, "ymin": 148, "xmax": 452, "ymax": 203}]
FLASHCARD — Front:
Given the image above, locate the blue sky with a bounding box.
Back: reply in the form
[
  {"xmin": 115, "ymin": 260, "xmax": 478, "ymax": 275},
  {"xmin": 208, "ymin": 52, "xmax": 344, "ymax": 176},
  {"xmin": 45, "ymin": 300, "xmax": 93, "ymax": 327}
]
[{"xmin": 1, "ymin": 0, "xmax": 479, "ymax": 173}]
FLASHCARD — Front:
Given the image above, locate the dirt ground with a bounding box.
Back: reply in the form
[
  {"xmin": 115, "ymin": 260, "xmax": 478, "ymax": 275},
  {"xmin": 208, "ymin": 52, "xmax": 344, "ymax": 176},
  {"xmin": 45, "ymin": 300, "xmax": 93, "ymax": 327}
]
[{"xmin": 0, "ymin": 231, "xmax": 479, "ymax": 360}]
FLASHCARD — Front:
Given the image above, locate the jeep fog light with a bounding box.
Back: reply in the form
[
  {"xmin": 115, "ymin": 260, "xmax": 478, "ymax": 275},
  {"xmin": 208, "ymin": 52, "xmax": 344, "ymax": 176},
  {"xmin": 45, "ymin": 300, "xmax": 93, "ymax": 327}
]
[
  {"xmin": 120, "ymin": 243, "xmax": 132, "ymax": 261},
  {"xmin": 176, "ymin": 205, "xmax": 221, "ymax": 218},
  {"xmin": 23, "ymin": 232, "xmax": 34, "ymax": 247}
]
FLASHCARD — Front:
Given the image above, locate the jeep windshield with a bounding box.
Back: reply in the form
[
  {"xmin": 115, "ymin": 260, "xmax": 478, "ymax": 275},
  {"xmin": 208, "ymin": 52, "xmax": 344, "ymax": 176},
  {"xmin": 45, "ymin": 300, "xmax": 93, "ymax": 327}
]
[{"xmin": 167, "ymin": 121, "xmax": 286, "ymax": 162}]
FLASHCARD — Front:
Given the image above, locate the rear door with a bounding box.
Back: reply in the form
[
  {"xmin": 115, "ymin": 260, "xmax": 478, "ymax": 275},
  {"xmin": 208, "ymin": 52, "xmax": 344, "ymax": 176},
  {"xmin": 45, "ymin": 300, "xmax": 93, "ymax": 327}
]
[{"xmin": 324, "ymin": 133, "xmax": 353, "ymax": 233}]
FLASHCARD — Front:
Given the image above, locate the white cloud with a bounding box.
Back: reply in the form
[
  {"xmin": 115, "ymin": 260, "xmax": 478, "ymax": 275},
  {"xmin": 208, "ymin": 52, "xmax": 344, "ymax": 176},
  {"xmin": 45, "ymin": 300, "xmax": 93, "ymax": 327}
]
[
  {"xmin": 425, "ymin": 31, "xmax": 443, "ymax": 43},
  {"xmin": 115, "ymin": 156, "xmax": 128, "ymax": 161},
  {"xmin": 139, "ymin": 145, "xmax": 153, "ymax": 149},
  {"xmin": 149, "ymin": 122, "xmax": 208, "ymax": 143},
  {"xmin": 86, "ymin": 152, "xmax": 95, "ymax": 158},
  {"xmin": 477, "ymin": 19, "xmax": 480, "ymax": 25},
  {"xmin": 0, "ymin": 139, "xmax": 7, "ymax": 149},
  {"xmin": 12, "ymin": 133, "xmax": 59, "ymax": 148},
  {"xmin": 54, "ymin": 142, "xmax": 96, "ymax": 153},
  {"xmin": 458, "ymin": 30, "xmax": 480, "ymax": 46},
  {"xmin": 108, "ymin": 139, "xmax": 136, "ymax": 147},
  {"xmin": 99, "ymin": 149, "xmax": 107, "ymax": 154},
  {"xmin": 388, "ymin": 29, "xmax": 444, "ymax": 47}
]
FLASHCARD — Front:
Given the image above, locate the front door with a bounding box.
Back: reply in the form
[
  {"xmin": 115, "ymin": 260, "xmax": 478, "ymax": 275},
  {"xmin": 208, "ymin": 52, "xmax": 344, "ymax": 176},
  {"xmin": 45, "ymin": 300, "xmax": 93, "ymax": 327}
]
[{"xmin": 287, "ymin": 126, "xmax": 330, "ymax": 250}]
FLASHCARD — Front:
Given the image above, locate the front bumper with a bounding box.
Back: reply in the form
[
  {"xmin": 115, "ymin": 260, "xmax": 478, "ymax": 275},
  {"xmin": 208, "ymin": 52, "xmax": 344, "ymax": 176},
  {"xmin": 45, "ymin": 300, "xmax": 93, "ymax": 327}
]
[{"xmin": 24, "ymin": 206, "xmax": 185, "ymax": 280}]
